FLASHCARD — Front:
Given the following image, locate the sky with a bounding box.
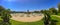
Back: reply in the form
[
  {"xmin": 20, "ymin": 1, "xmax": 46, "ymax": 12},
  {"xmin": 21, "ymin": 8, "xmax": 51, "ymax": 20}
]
[{"xmin": 0, "ymin": 0, "xmax": 60, "ymax": 11}]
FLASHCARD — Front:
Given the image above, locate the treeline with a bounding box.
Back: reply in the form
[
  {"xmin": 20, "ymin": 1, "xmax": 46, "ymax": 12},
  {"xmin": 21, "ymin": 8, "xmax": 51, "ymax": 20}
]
[{"xmin": 11, "ymin": 10, "xmax": 40, "ymax": 13}]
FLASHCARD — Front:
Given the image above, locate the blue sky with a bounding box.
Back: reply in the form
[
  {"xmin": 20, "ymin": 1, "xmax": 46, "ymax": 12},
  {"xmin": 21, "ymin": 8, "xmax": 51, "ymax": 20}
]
[{"xmin": 0, "ymin": 0, "xmax": 60, "ymax": 11}]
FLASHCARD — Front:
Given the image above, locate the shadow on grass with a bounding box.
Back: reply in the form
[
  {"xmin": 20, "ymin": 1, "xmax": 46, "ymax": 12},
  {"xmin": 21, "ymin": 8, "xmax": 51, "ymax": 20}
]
[
  {"xmin": 0, "ymin": 20, "xmax": 11, "ymax": 25},
  {"xmin": 0, "ymin": 20, "xmax": 2, "ymax": 25},
  {"xmin": 50, "ymin": 20, "xmax": 58, "ymax": 25}
]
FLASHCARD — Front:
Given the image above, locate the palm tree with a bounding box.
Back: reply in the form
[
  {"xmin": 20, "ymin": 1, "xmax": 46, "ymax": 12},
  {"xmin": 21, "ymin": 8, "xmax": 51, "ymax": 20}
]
[{"xmin": 43, "ymin": 10, "xmax": 51, "ymax": 25}]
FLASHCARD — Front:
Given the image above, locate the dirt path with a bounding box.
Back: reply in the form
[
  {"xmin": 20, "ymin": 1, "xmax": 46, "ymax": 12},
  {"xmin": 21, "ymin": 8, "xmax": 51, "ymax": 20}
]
[{"xmin": 11, "ymin": 14, "xmax": 44, "ymax": 22}]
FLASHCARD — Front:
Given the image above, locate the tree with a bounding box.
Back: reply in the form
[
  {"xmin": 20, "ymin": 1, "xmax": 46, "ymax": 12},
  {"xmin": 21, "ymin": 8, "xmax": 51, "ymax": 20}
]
[
  {"xmin": 0, "ymin": 6, "xmax": 5, "ymax": 11},
  {"xmin": 27, "ymin": 10, "xmax": 30, "ymax": 17},
  {"xmin": 43, "ymin": 10, "xmax": 58, "ymax": 25},
  {"xmin": 34, "ymin": 11, "xmax": 40, "ymax": 13},
  {"xmin": 1, "ymin": 9, "xmax": 11, "ymax": 25},
  {"xmin": 40, "ymin": 10, "xmax": 49, "ymax": 14},
  {"xmin": 40, "ymin": 10, "xmax": 44, "ymax": 13},
  {"xmin": 44, "ymin": 10, "xmax": 51, "ymax": 25},
  {"xmin": 58, "ymin": 3, "xmax": 60, "ymax": 13},
  {"xmin": 0, "ymin": 6, "xmax": 11, "ymax": 25},
  {"xmin": 27, "ymin": 10, "xmax": 30, "ymax": 14},
  {"xmin": 0, "ymin": 6, "xmax": 5, "ymax": 16},
  {"xmin": 49, "ymin": 7, "xmax": 57, "ymax": 15}
]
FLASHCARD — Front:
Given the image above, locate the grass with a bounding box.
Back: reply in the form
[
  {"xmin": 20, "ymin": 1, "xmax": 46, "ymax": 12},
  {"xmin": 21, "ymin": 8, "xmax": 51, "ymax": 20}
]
[
  {"xmin": 57, "ymin": 13, "xmax": 60, "ymax": 16},
  {"xmin": 0, "ymin": 16, "xmax": 2, "ymax": 20},
  {"xmin": 0, "ymin": 15, "xmax": 60, "ymax": 25},
  {"xmin": 51, "ymin": 15, "xmax": 60, "ymax": 25},
  {"xmin": 10, "ymin": 19, "xmax": 44, "ymax": 25}
]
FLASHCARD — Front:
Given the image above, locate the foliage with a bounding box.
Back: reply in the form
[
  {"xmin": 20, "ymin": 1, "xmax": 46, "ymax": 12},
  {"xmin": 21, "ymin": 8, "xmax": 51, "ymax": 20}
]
[
  {"xmin": 34, "ymin": 11, "xmax": 40, "ymax": 13},
  {"xmin": 0, "ymin": 6, "xmax": 11, "ymax": 25},
  {"xmin": 49, "ymin": 7, "xmax": 58, "ymax": 15},
  {"xmin": 40, "ymin": 10, "xmax": 45, "ymax": 13},
  {"xmin": 43, "ymin": 11, "xmax": 51, "ymax": 25},
  {"xmin": 0, "ymin": 6, "xmax": 5, "ymax": 11},
  {"xmin": 0, "ymin": 6, "xmax": 5, "ymax": 16},
  {"xmin": 50, "ymin": 19, "xmax": 58, "ymax": 25},
  {"xmin": 58, "ymin": 3, "xmax": 60, "ymax": 13}
]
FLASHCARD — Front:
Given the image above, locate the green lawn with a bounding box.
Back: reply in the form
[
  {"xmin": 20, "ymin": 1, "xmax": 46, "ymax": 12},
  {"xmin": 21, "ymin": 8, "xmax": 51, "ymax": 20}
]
[{"xmin": 10, "ymin": 19, "xmax": 44, "ymax": 25}]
